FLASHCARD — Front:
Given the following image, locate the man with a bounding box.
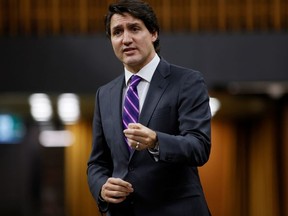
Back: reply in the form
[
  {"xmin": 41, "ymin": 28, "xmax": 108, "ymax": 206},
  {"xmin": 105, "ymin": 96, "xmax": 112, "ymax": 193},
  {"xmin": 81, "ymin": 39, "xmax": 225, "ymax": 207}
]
[{"xmin": 87, "ymin": 0, "xmax": 212, "ymax": 215}]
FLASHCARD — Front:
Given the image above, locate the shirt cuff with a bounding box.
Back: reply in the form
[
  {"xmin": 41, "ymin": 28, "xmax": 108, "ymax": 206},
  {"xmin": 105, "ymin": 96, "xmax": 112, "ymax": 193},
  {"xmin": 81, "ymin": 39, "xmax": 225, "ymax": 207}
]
[
  {"xmin": 98, "ymin": 193, "xmax": 109, "ymax": 213},
  {"xmin": 148, "ymin": 141, "xmax": 159, "ymax": 161}
]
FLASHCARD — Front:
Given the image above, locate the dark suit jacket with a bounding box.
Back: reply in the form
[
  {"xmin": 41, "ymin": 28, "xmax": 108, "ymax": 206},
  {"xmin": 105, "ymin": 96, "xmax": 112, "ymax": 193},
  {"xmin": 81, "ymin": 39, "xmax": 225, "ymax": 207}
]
[{"xmin": 87, "ymin": 58, "xmax": 211, "ymax": 216}]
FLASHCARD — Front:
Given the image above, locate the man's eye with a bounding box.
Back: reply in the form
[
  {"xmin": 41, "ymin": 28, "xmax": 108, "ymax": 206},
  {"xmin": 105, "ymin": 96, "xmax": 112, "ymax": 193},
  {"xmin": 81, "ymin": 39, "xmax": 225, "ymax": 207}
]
[
  {"xmin": 113, "ymin": 30, "xmax": 122, "ymax": 36},
  {"xmin": 132, "ymin": 27, "xmax": 139, "ymax": 32}
]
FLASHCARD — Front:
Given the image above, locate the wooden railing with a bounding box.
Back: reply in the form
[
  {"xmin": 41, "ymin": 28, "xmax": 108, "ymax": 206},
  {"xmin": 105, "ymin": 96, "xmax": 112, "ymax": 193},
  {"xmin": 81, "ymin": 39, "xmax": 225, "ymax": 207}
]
[{"xmin": 0, "ymin": 0, "xmax": 287, "ymax": 36}]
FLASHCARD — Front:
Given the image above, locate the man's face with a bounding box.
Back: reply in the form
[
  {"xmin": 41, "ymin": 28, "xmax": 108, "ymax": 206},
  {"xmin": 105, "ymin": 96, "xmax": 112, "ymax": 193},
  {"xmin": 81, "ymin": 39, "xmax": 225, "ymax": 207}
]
[{"xmin": 110, "ymin": 13, "xmax": 158, "ymax": 73}]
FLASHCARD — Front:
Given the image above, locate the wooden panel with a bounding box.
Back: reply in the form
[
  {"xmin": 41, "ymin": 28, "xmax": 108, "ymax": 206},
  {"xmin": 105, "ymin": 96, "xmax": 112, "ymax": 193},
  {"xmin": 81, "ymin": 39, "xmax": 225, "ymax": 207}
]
[
  {"xmin": 79, "ymin": 0, "xmax": 87, "ymax": 32},
  {"xmin": 190, "ymin": 0, "xmax": 200, "ymax": 31},
  {"xmin": 8, "ymin": 0, "xmax": 18, "ymax": 35},
  {"xmin": 1, "ymin": 0, "xmax": 288, "ymax": 35},
  {"xmin": 51, "ymin": 0, "xmax": 60, "ymax": 33},
  {"xmin": 0, "ymin": 0, "xmax": 3, "ymax": 34},
  {"xmin": 248, "ymin": 112, "xmax": 280, "ymax": 216},
  {"xmin": 19, "ymin": 0, "xmax": 31, "ymax": 34},
  {"xmin": 199, "ymin": 119, "xmax": 238, "ymax": 216},
  {"xmin": 65, "ymin": 121, "xmax": 100, "ymax": 216},
  {"xmin": 246, "ymin": 0, "xmax": 254, "ymax": 30}
]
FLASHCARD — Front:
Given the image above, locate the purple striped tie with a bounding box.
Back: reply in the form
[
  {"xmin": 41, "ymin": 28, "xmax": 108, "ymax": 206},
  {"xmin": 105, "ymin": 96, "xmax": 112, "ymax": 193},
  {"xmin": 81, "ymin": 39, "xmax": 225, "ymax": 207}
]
[{"xmin": 123, "ymin": 75, "xmax": 142, "ymax": 147}]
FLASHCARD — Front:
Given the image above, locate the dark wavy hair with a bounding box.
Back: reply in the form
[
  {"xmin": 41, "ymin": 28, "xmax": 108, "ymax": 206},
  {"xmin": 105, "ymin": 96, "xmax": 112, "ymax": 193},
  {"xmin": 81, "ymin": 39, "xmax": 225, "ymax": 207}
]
[{"xmin": 105, "ymin": 0, "xmax": 160, "ymax": 53}]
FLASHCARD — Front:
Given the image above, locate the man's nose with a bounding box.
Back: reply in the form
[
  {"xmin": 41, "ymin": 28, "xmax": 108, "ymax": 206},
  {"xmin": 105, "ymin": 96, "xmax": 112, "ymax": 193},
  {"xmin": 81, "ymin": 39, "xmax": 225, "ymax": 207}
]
[{"xmin": 123, "ymin": 31, "xmax": 132, "ymax": 44}]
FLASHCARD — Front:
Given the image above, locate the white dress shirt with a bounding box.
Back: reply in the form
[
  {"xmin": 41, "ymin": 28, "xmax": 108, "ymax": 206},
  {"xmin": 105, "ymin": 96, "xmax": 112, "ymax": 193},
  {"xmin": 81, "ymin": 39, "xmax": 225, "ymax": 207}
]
[
  {"xmin": 123, "ymin": 54, "xmax": 160, "ymax": 160},
  {"xmin": 123, "ymin": 54, "xmax": 160, "ymax": 112}
]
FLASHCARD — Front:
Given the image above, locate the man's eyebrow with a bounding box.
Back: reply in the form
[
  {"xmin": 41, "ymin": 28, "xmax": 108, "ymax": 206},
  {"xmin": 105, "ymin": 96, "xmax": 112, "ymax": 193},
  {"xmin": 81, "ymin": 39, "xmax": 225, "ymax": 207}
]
[
  {"xmin": 111, "ymin": 21, "xmax": 142, "ymax": 32},
  {"xmin": 111, "ymin": 25, "xmax": 123, "ymax": 33},
  {"xmin": 127, "ymin": 22, "xmax": 141, "ymax": 28}
]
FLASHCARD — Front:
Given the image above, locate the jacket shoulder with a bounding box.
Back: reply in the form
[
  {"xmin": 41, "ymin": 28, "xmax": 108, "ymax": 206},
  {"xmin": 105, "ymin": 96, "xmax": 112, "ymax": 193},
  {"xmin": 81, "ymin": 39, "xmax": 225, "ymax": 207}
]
[
  {"xmin": 97, "ymin": 75, "xmax": 123, "ymax": 91},
  {"xmin": 159, "ymin": 58, "xmax": 203, "ymax": 79}
]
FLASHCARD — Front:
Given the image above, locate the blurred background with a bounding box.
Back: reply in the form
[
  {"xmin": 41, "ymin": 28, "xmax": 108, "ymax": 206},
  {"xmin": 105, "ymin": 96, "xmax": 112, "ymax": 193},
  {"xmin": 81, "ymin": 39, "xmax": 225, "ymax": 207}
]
[{"xmin": 0, "ymin": 0, "xmax": 287, "ymax": 216}]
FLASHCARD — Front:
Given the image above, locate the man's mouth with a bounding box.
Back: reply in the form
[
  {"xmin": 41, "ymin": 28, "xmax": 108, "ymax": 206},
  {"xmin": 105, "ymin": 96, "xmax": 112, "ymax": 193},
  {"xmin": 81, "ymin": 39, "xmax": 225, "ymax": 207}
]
[{"xmin": 123, "ymin": 47, "xmax": 136, "ymax": 54}]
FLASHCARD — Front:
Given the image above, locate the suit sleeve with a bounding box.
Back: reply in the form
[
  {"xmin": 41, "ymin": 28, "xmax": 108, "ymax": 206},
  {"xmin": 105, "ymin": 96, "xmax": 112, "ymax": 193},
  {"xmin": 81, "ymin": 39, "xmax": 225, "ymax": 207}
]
[
  {"xmin": 157, "ymin": 71, "xmax": 211, "ymax": 166},
  {"xmin": 87, "ymin": 88, "xmax": 112, "ymax": 212}
]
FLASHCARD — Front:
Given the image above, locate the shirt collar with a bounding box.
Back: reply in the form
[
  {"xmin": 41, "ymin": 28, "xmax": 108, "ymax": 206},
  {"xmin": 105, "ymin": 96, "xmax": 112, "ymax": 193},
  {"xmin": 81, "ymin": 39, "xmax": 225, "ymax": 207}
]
[{"xmin": 124, "ymin": 54, "xmax": 160, "ymax": 86}]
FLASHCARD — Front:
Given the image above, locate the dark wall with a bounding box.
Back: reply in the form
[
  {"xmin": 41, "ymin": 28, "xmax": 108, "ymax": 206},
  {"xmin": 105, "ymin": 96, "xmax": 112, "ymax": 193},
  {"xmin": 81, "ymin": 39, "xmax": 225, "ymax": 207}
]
[
  {"xmin": 0, "ymin": 124, "xmax": 65, "ymax": 216},
  {"xmin": 1, "ymin": 33, "xmax": 287, "ymax": 93}
]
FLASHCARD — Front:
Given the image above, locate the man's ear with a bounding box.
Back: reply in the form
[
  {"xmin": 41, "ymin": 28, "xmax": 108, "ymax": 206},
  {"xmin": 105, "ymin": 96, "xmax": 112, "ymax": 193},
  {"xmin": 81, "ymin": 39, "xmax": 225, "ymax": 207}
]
[{"xmin": 151, "ymin": 31, "xmax": 158, "ymax": 42}]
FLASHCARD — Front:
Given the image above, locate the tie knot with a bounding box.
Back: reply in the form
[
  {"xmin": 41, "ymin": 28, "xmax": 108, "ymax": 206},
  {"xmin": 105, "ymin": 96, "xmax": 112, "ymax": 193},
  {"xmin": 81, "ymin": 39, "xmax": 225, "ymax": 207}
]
[{"xmin": 130, "ymin": 75, "xmax": 142, "ymax": 88}]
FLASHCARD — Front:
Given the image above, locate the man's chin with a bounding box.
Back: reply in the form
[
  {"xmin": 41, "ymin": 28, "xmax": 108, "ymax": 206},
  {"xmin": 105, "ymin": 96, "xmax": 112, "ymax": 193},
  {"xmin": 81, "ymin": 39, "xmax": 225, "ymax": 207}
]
[
  {"xmin": 123, "ymin": 58, "xmax": 141, "ymax": 67},
  {"xmin": 123, "ymin": 62, "xmax": 143, "ymax": 72}
]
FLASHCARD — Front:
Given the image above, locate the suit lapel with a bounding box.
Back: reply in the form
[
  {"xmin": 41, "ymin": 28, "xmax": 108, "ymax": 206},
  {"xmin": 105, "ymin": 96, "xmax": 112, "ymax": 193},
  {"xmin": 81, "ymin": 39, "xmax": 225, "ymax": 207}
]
[
  {"xmin": 110, "ymin": 76, "xmax": 131, "ymax": 159},
  {"xmin": 111, "ymin": 60, "xmax": 171, "ymax": 160},
  {"xmin": 129, "ymin": 60, "xmax": 171, "ymax": 159},
  {"xmin": 139, "ymin": 59, "xmax": 171, "ymax": 127}
]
